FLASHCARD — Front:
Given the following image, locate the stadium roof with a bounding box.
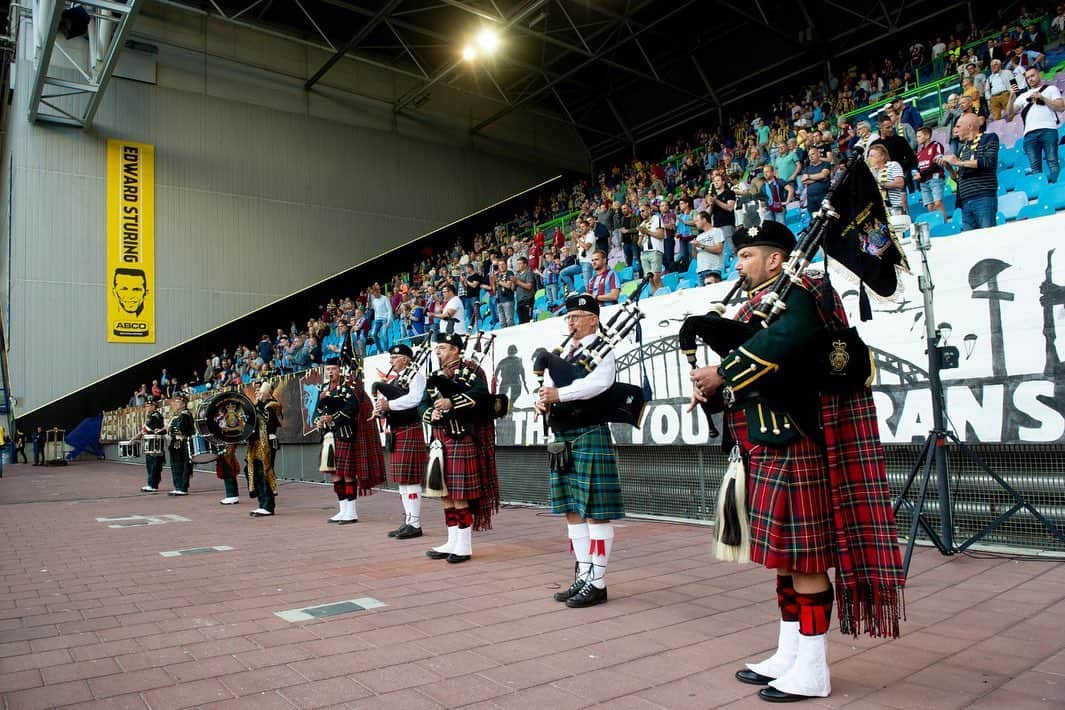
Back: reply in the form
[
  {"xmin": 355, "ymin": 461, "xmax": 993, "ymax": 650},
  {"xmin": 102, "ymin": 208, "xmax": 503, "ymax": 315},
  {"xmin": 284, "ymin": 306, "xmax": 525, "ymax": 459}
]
[{"xmin": 159, "ymin": 0, "xmax": 968, "ymax": 159}]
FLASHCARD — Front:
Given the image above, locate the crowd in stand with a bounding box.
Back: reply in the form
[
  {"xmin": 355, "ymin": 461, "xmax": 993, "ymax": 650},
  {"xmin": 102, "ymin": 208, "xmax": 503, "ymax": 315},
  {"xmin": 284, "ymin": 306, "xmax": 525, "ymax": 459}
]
[{"xmin": 122, "ymin": 7, "xmax": 1065, "ymax": 407}]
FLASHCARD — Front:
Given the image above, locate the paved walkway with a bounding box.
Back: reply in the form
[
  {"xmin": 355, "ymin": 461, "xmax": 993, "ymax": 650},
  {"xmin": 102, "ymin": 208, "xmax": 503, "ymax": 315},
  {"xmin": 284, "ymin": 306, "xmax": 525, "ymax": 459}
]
[{"xmin": 0, "ymin": 461, "xmax": 1063, "ymax": 709}]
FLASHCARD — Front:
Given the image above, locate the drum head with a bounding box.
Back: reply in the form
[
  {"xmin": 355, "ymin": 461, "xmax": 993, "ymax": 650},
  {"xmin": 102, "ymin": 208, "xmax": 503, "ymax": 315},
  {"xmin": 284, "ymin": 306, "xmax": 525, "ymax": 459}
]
[{"xmin": 197, "ymin": 392, "xmax": 256, "ymax": 444}]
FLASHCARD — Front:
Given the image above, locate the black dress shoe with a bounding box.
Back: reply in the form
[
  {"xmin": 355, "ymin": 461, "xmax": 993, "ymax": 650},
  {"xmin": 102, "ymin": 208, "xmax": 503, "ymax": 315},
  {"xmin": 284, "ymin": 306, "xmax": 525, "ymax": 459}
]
[
  {"xmin": 426, "ymin": 549, "xmax": 451, "ymax": 560},
  {"xmin": 758, "ymin": 687, "xmax": 812, "ymax": 703},
  {"xmin": 446, "ymin": 554, "xmax": 471, "ymax": 564},
  {"xmin": 736, "ymin": 669, "xmax": 775, "ymax": 686},
  {"xmin": 388, "ymin": 524, "xmax": 410, "ymax": 538},
  {"xmin": 565, "ymin": 582, "xmax": 607, "ymax": 608},
  {"xmin": 553, "ymin": 578, "xmax": 586, "ymax": 602},
  {"xmin": 395, "ymin": 526, "xmax": 423, "ymax": 540}
]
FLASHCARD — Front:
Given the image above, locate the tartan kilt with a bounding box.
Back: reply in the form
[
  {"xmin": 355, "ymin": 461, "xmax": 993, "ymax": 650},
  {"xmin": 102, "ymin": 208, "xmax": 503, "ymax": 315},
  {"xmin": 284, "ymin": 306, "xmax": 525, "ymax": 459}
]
[
  {"xmin": 727, "ymin": 406, "xmax": 835, "ymax": 573},
  {"xmin": 333, "ymin": 433, "xmax": 388, "ymax": 498},
  {"xmin": 549, "ymin": 425, "xmax": 625, "ymax": 521},
  {"xmin": 389, "ymin": 422, "xmax": 427, "ymax": 486},
  {"xmin": 432, "ymin": 428, "xmax": 487, "ymax": 502}
]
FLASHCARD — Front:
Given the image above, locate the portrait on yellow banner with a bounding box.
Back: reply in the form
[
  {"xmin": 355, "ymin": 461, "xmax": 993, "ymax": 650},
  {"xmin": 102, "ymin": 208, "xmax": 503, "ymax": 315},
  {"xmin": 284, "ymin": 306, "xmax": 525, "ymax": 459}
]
[{"xmin": 106, "ymin": 139, "xmax": 155, "ymax": 343}]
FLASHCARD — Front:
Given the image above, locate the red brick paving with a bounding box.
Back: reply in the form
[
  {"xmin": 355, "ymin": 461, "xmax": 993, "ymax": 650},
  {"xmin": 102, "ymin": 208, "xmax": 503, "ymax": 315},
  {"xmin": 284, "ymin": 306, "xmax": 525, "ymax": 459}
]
[{"xmin": 0, "ymin": 461, "xmax": 1063, "ymax": 709}]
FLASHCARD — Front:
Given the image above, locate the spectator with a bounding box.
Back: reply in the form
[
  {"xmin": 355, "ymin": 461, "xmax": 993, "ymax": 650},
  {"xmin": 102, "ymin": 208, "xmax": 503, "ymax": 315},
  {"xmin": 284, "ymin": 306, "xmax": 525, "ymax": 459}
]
[
  {"xmin": 658, "ymin": 200, "xmax": 677, "ymax": 273},
  {"xmin": 636, "ymin": 203, "xmax": 665, "ymax": 275},
  {"xmin": 617, "ymin": 203, "xmax": 642, "ymax": 276},
  {"xmin": 368, "ymin": 285, "xmax": 393, "ymax": 354},
  {"xmin": 760, "ymin": 164, "xmax": 793, "ymax": 224},
  {"xmin": 773, "ymin": 139, "xmax": 802, "ymax": 192},
  {"xmin": 1009, "ymin": 66, "xmax": 1064, "ymax": 184},
  {"xmin": 985, "ymin": 59, "xmax": 1016, "ymax": 120},
  {"xmin": 542, "ymin": 250, "xmax": 561, "ymax": 306},
  {"xmin": 322, "ymin": 323, "xmax": 344, "ymax": 363},
  {"xmin": 461, "ymin": 263, "xmax": 482, "ymax": 331},
  {"xmin": 33, "ymin": 426, "xmax": 45, "ymax": 466},
  {"xmin": 693, "ymin": 210, "xmax": 724, "ymax": 285},
  {"xmin": 867, "ymin": 144, "xmax": 907, "ymax": 214},
  {"xmin": 800, "ymin": 146, "xmax": 831, "ymax": 218},
  {"xmin": 872, "ymin": 117, "xmax": 918, "ymax": 193},
  {"xmin": 914, "ymin": 126, "xmax": 948, "ymax": 222},
  {"xmin": 937, "ymin": 113, "xmax": 999, "ymax": 231},
  {"xmin": 851, "ymin": 120, "xmax": 879, "ymax": 154},
  {"xmin": 674, "ymin": 197, "xmax": 697, "ymax": 272},
  {"xmin": 893, "ymin": 97, "xmax": 923, "ymax": 132},
  {"xmin": 513, "ymin": 257, "xmax": 538, "ymax": 324},
  {"xmin": 492, "ymin": 257, "xmax": 515, "ymax": 328},
  {"xmin": 586, "ymin": 250, "xmax": 621, "ymax": 306},
  {"xmin": 430, "ymin": 283, "xmax": 467, "ymax": 334},
  {"xmin": 884, "ymin": 107, "xmax": 917, "ymax": 151}
]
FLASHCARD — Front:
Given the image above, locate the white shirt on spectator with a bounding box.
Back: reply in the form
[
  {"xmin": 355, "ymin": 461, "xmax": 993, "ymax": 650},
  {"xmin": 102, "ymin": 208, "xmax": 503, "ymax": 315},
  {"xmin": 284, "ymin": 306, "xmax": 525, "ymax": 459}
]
[
  {"xmin": 931, "ymin": 41, "xmax": 946, "ymax": 57},
  {"xmin": 695, "ymin": 228, "xmax": 725, "ymax": 274},
  {"xmin": 642, "ymin": 214, "xmax": 664, "ymax": 254},
  {"xmin": 1016, "ymin": 84, "xmax": 1063, "ymax": 133},
  {"xmin": 878, "ymin": 161, "xmax": 906, "ymax": 209},
  {"xmin": 371, "ymin": 294, "xmax": 392, "ymax": 321},
  {"xmin": 986, "ymin": 69, "xmax": 1014, "ymax": 98},
  {"xmin": 441, "ymin": 295, "xmax": 467, "ymax": 335},
  {"xmin": 577, "ymin": 232, "xmax": 595, "ymax": 263}
]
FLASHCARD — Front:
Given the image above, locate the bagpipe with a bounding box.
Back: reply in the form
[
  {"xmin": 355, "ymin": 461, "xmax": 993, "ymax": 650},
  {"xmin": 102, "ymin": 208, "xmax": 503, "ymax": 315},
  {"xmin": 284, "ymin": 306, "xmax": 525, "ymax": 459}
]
[
  {"xmin": 370, "ymin": 338, "xmax": 433, "ymax": 429},
  {"xmin": 532, "ymin": 275, "xmax": 654, "ymax": 434},
  {"xmin": 679, "ymin": 149, "xmax": 884, "ymax": 420},
  {"xmin": 426, "ymin": 333, "xmax": 509, "ymax": 432}
]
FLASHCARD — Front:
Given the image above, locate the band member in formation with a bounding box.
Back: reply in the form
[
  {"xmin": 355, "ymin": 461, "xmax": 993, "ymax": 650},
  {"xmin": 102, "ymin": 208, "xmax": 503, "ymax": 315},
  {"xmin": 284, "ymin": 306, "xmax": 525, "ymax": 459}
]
[
  {"xmin": 216, "ymin": 444, "xmax": 241, "ymax": 504},
  {"xmin": 167, "ymin": 393, "xmax": 195, "ymax": 496},
  {"xmin": 247, "ymin": 381, "xmax": 283, "ymax": 517},
  {"xmin": 536, "ymin": 294, "xmax": 623, "ymax": 608},
  {"xmin": 373, "ymin": 344, "xmax": 428, "ymax": 540},
  {"xmin": 689, "ymin": 222, "xmax": 904, "ymax": 702},
  {"xmin": 420, "ymin": 332, "xmax": 500, "ymax": 563},
  {"xmin": 314, "ymin": 362, "xmax": 386, "ymax": 523},
  {"xmin": 139, "ymin": 398, "xmax": 166, "ymax": 493}
]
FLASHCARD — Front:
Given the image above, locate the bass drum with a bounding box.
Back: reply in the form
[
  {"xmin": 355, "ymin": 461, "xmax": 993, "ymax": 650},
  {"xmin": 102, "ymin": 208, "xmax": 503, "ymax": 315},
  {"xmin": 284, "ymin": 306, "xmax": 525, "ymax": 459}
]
[
  {"xmin": 187, "ymin": 435, "xmax": 219, "ymax": 464},
  {"xmin": 195, "ymin": 391, "xmax": 256, "ymax": 445}
]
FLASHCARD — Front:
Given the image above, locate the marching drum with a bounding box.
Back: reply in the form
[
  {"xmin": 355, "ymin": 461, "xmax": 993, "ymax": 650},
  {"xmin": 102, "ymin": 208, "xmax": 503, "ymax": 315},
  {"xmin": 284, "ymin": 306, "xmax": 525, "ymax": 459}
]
[
  {"xmin": 143, "ymin": 434, "xmax": 165, "ymax": 456},
  {"xmin": 196, "ymin": 391, "xmax": 256, "ymax": 445},
  {"xmin": 187, "ymin": 434, "xmax": 218, "ymax": 464},
  {"xmin": 118, "ymin": 440, "xmax": 140, "ymax": 459}
]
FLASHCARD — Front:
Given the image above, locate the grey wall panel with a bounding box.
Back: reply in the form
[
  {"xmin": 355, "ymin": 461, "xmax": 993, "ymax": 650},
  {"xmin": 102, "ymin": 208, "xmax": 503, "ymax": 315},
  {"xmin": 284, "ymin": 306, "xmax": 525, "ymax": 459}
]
[{"xmin": 4, "ymin": 29, "xmax": 567, "ymax": 415}]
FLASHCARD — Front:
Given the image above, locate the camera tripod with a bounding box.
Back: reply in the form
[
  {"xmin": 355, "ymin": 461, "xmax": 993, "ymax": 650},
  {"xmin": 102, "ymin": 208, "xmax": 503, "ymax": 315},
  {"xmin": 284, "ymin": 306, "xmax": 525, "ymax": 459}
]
[{"xmin": 892, "ymin": 224, "xmax": 1065, "ymax": 578}]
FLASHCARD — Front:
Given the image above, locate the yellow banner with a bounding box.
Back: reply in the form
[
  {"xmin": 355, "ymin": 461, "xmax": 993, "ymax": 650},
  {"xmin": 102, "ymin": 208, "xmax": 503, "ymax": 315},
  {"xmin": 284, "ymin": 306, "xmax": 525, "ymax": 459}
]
[{"xmin": 106, "ymin": 139, "xmax": 155, "ymax": 342}]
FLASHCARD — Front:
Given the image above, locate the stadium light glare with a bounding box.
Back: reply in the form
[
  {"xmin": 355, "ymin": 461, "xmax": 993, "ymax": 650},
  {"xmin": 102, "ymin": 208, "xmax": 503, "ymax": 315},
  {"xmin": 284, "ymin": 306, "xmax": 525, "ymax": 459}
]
[
  {"xmin": 475, "ymin": 28, "xmax": 500, "ymax": 54},
  {"xmin": 462, "ymin": 45, "xmax": 478, "ymax": 61}
]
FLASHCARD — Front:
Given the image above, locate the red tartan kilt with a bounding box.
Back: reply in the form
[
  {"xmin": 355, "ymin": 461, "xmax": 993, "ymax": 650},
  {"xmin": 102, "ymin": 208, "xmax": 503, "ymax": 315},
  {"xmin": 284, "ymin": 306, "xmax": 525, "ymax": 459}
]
[
  {"xmin": 333, "ymin": 433, "xmax": 387, "ymax": 497},
  {"xmin": 389, "ymin": 423, "xmax": 427, "ymax": 485},
  {"xmin": 728, "ymin": 406, "xmax": 836, "ymax": 574},
  {"xmin": 433, "ymin": 428, "xmax": 486, "ymax": 502}
]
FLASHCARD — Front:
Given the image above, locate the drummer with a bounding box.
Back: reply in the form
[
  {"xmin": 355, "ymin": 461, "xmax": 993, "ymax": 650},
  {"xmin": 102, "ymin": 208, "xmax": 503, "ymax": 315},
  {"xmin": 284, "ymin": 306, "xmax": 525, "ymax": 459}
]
[
  {"xmin": 167, "ymin": 392, "xmax": 195, "ymax": 496},
  {"xmin": 139, "ymin": 398, "xmax": 166, "ymax": 493}
]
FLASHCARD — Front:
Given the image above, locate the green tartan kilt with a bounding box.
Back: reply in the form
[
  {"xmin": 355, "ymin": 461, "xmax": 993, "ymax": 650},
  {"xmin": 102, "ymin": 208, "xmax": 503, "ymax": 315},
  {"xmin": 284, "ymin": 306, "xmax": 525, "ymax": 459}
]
[{"xmin": 549, "ymin": 425, "xmax": 624, "ymax": 520}]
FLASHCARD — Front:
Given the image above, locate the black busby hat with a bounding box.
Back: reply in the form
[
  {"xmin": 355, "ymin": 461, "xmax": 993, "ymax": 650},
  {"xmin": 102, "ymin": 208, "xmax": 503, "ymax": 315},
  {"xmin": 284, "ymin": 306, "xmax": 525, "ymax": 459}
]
[
  {"xmin": 565, "ymin": 292, "xmax": 600, "ymax": 317},
  {"xmin": 434, "ymin": 331, "xmax": 465, "ymax": 350},
  {"xmin": 733, "ymin": 220, "xmax": 797, "ymax": 254},
  {"xmin": 389, "ymin": 344, "xmax": 414, "ymax": 358}
]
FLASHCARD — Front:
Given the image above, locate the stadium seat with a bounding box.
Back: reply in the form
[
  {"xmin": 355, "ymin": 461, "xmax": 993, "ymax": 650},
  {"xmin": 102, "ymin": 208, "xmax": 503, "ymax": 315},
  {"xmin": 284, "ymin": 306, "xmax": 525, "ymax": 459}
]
[
  {"xmin": 661, "ymin": 272, "xmax": 680, "ymax": 292},
  {"xmin": 1039, "ymin": 182, "xmax": 1065, "ymax": 210},
  {"xmin": 930, "ymin": 221, "xmax": 960, "ymax": 237},
  {"xmin": 619, "ymin": 280, "xmax": 640, "ymax": 299},
  {"xmin": 998, "ymin": 168, "xmax": 1024, "ymax": 193},
  {"xmin": 619, "ymin": 266, "xmax": 633, "ymax": 282},
  {"xmin": 1016, "ymin": 173, "xmax": 1047, "ymax": 198},
  {"xmin": 1016, "ymin": 202, "xmax": 1054, "ymax": 221},
  {"xmin": 998, "ymin": 151, "xmax": 1016, "ymax": 170},
  {"xmin": 612, "ymin": 262, "xmax": 626, "ymax": 273},
  {"xmin": 537, "ymin": 311, "xmax": 553, "ymax": 321},
  {"xmin": 996, "ymin": 211, "xmax": 1006, "ymax": 225},
  {"xmin": 914, "ymin": 211, "xmax": 944, "ymax": 226},
  {"xmin": 998, "ymin": 190, "xmax": 1029, "ymax": 220},
  {"xmin": 678, "ymin": 278, "xmax": 694, "ymax": 290}
]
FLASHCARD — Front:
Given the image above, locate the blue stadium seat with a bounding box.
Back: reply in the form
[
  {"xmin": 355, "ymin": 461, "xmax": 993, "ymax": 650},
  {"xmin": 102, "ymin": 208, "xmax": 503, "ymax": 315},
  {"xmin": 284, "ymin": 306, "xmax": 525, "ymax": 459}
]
[
  {"xmin": 1039, "ymin": 182, "xmax": 1065, "ymax": 210},
  {"xmin": 1015, "ymin": 173, "xmax": 1047, "ymax": 198},
  {"xmin": 619, "ymin": 266, "xmax": 634, "ymax": 282},
  {"xmin": 1016, "ymin": 202, "xmax": 1054, "ymax": 221},
  {"xmin": 661, "ymin": 272, "xmax": 680, "ymax": 292},
  {"xmin": 914, "ymin": 211, "xmax": 944, "ymax": 226},
  {"xmin": 996, "ymin": 211, "xmax": 1006, "ymax": 225},
  {"xmin": 930, "ymin": 221, "xmax": 961, "ymax": 237},
  {"xmin": 998, "ymin": 168, "xmax": 1024, "ymax": 193},
  {"xmin": 998, "ymin": 151, "xmax": 1016, "ymax": 170},
  {"xmin": 998, "ymin": 190, "xmax": 1029, "ymax": 220}
]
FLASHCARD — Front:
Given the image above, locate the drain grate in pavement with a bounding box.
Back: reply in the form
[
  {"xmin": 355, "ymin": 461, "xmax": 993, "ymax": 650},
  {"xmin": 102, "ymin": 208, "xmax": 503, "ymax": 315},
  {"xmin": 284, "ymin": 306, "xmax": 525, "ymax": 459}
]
[
  {"xmin": 160, "ymin": 545, "xmax": 234, "ymax": 557},
  {"xmin": 274, "ymin": 597, "xmax": 386, "ymax": 622},
  {"xmin": 97, "ymin": 514, "xmax": 191, "ymax": 528}
]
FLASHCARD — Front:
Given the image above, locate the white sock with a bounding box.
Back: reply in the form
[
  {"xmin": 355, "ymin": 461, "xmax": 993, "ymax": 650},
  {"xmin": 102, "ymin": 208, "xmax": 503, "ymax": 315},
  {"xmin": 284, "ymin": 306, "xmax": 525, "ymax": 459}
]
[
  {"xmin": 455, "ymin": 526, "xmax": 472, "ymax": 556},
  {"xmin": 399, "ymin": 485, "xmax": 421, "ymax": 528},
  {"xmin": 398, "ymin": 485, "xmax": 412, "ymax": 524},
  {"xmin": 567, "ymin": 522, "xmax": 591, "ymax": 581},
  {"xmin": 331, "ymin": 497, "xmax": 345, "ymax": 520},
  {"xmin": 586, "ymin": 522, "xmax": 614, "ymax": 589},
  {"xmin": 346, "ymin": 499, "xmax": 358, "ymax": 520},
  {"xmin": 434, "ymin": 526, "xmax": 457, "ymax": 553}
]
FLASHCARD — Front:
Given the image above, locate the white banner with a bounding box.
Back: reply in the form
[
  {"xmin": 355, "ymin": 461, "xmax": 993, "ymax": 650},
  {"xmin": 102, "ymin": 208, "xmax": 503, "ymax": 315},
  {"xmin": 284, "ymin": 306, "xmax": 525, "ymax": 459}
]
[{"xmin": 364, "ymin": 215, "xmax": 1065, "ymax": 446}]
